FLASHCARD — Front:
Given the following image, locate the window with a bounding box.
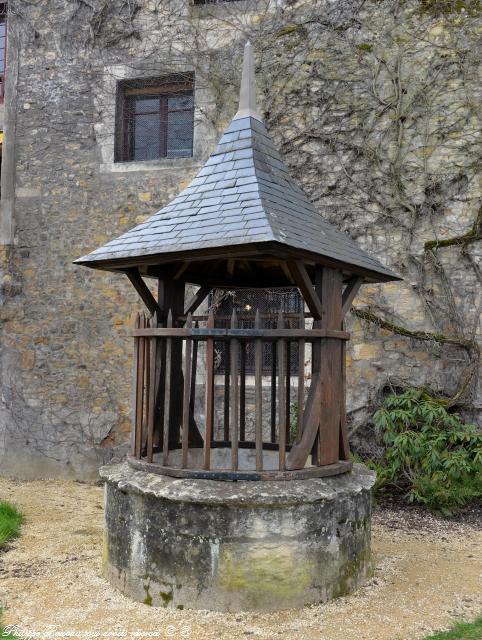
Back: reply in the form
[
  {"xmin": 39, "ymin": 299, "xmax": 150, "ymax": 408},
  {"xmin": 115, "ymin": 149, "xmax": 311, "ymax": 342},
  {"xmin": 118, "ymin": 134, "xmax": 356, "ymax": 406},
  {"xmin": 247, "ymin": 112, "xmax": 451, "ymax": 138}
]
[
  {"xmin": 210, "ymin": 288, "xmax": 303, "ymax": 375},
  {"xmin": 115, "ymin": 74, "xmax": 194, "ymax": 162},
  {"xmin": 193, "ymin": 1, "xmax": 243, "ymax": 4},
  {"xmin": 0, "ymin": 3, "xmax": 7, "ymax": 103}
]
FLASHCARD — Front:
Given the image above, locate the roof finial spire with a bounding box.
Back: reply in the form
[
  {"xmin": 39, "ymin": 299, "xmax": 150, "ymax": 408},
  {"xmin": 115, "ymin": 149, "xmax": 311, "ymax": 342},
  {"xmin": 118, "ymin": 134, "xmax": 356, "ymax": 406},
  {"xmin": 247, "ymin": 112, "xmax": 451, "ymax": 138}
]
[{"xmin": 233, "ymin": 41, "xmax": 263, "ymax": 122}]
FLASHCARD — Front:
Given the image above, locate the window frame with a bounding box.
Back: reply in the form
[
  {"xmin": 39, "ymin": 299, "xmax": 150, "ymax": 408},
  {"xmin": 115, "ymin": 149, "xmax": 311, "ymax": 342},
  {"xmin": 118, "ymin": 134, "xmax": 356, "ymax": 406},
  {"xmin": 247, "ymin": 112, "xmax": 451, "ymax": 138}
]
[{"xmin": 115, "ymin": 73, "xmax": 195, "ymax": 163}]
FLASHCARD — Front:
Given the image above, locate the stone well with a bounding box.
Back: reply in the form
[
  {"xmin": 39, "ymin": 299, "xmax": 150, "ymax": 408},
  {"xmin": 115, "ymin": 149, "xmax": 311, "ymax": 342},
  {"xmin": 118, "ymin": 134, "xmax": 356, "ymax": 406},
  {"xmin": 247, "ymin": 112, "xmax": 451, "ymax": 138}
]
[{"xmin": 100, "ymin": 462, "xmax": 375, "ymax": 612}]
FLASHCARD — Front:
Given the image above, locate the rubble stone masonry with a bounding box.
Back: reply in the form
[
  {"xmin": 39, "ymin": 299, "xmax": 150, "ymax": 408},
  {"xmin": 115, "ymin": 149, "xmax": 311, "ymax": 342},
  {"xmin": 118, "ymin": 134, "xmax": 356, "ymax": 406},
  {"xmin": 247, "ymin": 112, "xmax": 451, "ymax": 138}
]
[{"xmin": 0, "ymin": 0, "xmax": 480, "ymax": 479}]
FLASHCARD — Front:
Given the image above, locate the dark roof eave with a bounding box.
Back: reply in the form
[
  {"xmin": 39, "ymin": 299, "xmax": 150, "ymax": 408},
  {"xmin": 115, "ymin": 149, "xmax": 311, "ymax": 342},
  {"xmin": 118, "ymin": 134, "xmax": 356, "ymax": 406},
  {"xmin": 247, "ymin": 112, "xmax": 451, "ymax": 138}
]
[{"xmin": 74, "ymin": 241, "xmax": 402, "ymax": 284}]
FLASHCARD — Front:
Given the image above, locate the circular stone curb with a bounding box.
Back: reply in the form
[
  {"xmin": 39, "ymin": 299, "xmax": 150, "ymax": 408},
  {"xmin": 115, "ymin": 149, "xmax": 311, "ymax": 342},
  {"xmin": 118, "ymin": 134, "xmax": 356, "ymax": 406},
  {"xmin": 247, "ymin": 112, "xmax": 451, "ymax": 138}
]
[{"xmin": 101, "ymin": 462, "xmax": 376, "ymax": 611}]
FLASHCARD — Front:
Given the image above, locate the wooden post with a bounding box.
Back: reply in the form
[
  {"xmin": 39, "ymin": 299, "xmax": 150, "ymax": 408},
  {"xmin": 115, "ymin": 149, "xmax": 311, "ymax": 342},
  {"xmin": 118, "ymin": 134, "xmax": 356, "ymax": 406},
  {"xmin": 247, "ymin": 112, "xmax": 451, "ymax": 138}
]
[
  {"xmin": 159, "ymin": 279, "xmax": 202, "ymax": 444},
  {"xmin": 319, "ymin": 266, "xmax": 343, "ymax": 465},
  {"xmin": 181, "ymin": 313, "xmax": 193, "ymax": 468},
  {"xmin": 277, "ymin": 311, "xmax": 287, "ymax": 471},
  {"xmin": 146, "ymin": 313, "xmax": 158, "ymax": 463},
  {"xmin": 339, "ymin": 319, "xmax": 351, "ymax": 460},
  {"xmin": 162, "ymin": 309, "xmax": 173, "ymax": 465},
  {"xmin": 135, "ymin": 313, "xmax": 145, "ymax": 460},
  {"xmin": 203, "ymin": 311, "xmax": 215, "ymax": 470},
  {"xmin": 223, "ymin": 343, "xmax": 230, "ymax": 441},
  {"xmin": 270, "ymin": 342, "xmax": 276, "ymax": 443},
  {"xmin": 240, "ymin": 343, "xmax": 246, "ymax": 442},
  {"xmin": 132, "ymin": 313, "xmax": 140, "ymax": 457},
  {"xmin": 285, "ymin": 266, "xmax": 343, "ymax": 470},
  {"xmin": 254, "ymin": 309, "xmax": 263, "ymax": 471},
  {"xmin": 297, "ymin": 308, "xmax": 305, "ymax": 442},
  {"xmin": 311, "ymin": 269, "xmax": 323, "ymax": 464},
  {"xmin": 190, "ymin": 321, "xmax": 199, "ymax": 436},
  {"xmin": 230, "ymin": 310, "xmax": 239, "ymax": 470}
]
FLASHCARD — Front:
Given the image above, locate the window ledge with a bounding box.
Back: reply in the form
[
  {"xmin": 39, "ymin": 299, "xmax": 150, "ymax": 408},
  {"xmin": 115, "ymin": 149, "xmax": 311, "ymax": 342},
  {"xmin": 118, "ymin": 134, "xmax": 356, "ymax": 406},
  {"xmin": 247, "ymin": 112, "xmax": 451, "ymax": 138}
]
[{"xmin": 100, "ymin": 157, "xmax": 203, "ymax": 174}]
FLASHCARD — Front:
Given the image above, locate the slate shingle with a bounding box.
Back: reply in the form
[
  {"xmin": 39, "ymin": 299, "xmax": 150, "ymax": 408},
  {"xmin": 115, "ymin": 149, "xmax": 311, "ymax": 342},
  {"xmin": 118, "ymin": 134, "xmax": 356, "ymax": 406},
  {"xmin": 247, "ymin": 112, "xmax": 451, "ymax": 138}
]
[{"xmin": 75, "ymin": 116, "xmax": 398, "ymax": 281}]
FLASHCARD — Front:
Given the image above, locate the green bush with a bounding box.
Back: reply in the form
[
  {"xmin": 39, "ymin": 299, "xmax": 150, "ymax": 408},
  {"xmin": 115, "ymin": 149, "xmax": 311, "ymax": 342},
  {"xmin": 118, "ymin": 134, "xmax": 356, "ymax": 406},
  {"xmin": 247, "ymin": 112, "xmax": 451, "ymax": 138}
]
[
  {"xmin": 0, "ymin": 501, "xmax": 23, "ymax": 549},
  {"xmin": 421, "ymin": 615, "xmax": 482, "ymax": 639},
  {"xmin": 366, "ymin": 388, "xmax": 482, "ymax": 514}
]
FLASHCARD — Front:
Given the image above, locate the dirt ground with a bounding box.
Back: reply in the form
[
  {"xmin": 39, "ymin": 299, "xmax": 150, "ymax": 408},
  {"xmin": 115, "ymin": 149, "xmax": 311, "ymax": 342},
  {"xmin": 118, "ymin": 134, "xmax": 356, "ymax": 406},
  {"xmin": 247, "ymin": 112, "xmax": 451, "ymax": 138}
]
[{"xmin": 0, "ymin": 477, "xmax": 480, "ymax": 640}]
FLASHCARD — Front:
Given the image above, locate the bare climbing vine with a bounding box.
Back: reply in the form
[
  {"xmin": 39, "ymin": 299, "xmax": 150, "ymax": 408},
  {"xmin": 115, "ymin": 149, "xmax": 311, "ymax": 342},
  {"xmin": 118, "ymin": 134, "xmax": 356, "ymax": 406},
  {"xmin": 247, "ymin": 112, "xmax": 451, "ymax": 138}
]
[{"xmin": 3, "ymin": 0, "xmax": 480, "ymax": 470}]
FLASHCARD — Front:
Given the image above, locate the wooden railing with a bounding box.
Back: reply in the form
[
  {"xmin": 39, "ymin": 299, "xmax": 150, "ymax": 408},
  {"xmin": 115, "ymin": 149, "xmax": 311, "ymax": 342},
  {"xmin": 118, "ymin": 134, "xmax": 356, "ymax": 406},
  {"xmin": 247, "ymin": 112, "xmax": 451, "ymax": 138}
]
[{"xmin": 129, "ymin": 309, "xmax": 352, "ymax": 480}]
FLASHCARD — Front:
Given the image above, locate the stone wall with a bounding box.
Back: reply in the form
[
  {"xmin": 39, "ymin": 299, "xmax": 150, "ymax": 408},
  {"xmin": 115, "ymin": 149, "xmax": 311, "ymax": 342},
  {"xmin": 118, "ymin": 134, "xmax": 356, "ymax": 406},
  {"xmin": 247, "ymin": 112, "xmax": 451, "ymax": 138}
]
[{"xmin": 0, "ymin": 0, "xmax": 480, "ymax": 479}]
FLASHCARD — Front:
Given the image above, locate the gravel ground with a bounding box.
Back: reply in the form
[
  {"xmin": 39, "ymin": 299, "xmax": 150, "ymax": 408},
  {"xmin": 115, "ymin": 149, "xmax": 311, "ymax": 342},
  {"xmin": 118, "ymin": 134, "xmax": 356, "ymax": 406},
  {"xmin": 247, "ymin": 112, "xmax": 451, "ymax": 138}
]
[{"xmin": 0, "ymin": 476, "xmax": 480, "ymax": 640}]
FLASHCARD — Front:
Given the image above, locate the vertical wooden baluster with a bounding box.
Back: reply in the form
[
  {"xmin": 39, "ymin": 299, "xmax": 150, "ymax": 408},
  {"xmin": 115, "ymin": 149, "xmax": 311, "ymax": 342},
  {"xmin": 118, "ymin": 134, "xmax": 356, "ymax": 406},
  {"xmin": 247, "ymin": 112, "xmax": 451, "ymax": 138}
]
[
  {"xmin": 312, "ymin": 269, "xmax": 323, "ymax": 465},
  {"xmin": 143, "ymin": 315, "xmax": 150, "ymax": 457},
  {"xmin": 147, "ymin": 313, "xmax": 157, "ymax": 463},
  {"xmin": 181, "ymin": 313, "xmax": 193, "ymax": 468},
  {"xmin": 230, "ymin": 309, "xmax": 239, "ymax": 471},
  {"xmin": 135, "ymin": 313, "xmax": 145, "ymax": 460},
  {"xmin": 277, "ymin": 311, "xmax": 287, "ymax": 471},
  {"xmin": 254, "ymin": 309, "xmax": 263, "ymax": 471},
  {"xmin": 223, "ymin": 341, "xmax": 230, "ymax": 441},
  {"xmin": 286, "ymin": 339, "xmax": 291, "ymax": 446},
  {"xmin": 204, "ymin": 311, "xmax": 215, "ymax": 470},
  {"xmin": 133, "ymin": 313, "xmax": 141, "ymax": 457},
  {"xmin": 154, "ymin": 312, "xmax": 166, "ymax": 451},
  {"xmin": 162, "ymin": 309, "xmax": 173, "ymax": 465},
  {"xmin": 297, "ymin": 308, "xmax": 305, "ymax": 442},
  {"xmin": 189, "ymin": 321, "xmax": 198, "ymax": 432},
  {"xmin": 240, "ymin": 342, "xmax": 246, "ymax": 442},
  {"xmin": 339, "ymin": 319, "xmax": 350, "ymax": 460},
  {"xmin": 270, "ymin": 342, "xmax": 277, "ymax": 443}
]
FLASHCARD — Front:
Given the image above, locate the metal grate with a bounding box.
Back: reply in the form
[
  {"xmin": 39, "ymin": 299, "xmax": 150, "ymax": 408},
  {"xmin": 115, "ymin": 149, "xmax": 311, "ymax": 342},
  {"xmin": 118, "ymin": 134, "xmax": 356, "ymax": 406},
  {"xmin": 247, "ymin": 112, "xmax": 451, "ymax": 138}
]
[
  {"xmin": 116, "ymin": 75, "xmax": 194, "ymax": 162},
  {"xmin": 209, "ymin": 288, "xmax": 303, "ymax": 374}
]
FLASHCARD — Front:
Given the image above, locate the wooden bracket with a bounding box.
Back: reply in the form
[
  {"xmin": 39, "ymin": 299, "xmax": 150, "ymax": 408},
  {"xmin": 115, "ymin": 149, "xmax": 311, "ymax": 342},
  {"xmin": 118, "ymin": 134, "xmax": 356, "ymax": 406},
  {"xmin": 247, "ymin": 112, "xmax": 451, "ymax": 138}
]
[
  {"xmin": 287, "ymin": 260, "xmax": 323, "ymax": 320},
  {"xmin": 184, "ymin": 286, "xmax": 211, "ymax": 316},
  {"xmin": 125, "ymin": 268, "xmax": 162, "ymax": 319},
  {"xmin": 342, "ymin": 276, "xmax": 363, "ymax": 317}
]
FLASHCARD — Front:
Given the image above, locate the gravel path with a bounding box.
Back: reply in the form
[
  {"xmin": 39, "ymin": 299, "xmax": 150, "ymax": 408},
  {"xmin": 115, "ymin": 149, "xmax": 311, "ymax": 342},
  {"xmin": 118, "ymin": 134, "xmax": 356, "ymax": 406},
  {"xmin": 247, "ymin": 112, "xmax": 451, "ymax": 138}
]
[{"xmin": 0, "ymin": 477, "xmax": 480, "ymax": 640}]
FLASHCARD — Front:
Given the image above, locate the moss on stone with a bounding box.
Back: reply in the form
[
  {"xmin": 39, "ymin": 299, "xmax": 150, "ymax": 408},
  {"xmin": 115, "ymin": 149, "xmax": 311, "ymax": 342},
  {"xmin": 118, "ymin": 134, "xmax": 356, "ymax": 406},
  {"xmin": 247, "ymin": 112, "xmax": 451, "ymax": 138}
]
[
  {"xmin": 419, "ymin": 0, "xmax": 481, "ymax": 16},
  {"xmin": 159, "ymin": 588, "xmax": 173, "ymax": 606},
  {"xmin": 219, "ymin": 546, "xmax": 313, "ymax": 608},
  {"xmin": 101, "ymin": 530, "xmax": 109, "ymax": 568},
  {"xmin": 143, "ymin": 583, "xmax": 152, "ymax": 606},
  {"xmin": 332, "ymin": 548, "xmax": 372, "ymax": 598},
  {"xmin": 275, "ymin": 24, "xmax": 306, "ymax": 38},
  {"xmin": 357, "ymin": 43, "xmax": 374, "ymax": 52}
]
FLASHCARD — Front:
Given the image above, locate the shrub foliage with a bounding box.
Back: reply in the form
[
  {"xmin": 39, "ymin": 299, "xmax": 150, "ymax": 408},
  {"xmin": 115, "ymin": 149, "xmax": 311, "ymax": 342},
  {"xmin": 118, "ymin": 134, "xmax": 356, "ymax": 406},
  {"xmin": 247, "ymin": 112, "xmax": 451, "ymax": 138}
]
[{"xmin": 367, "ymin": 388, "xmax": 482, "ymax": 514}]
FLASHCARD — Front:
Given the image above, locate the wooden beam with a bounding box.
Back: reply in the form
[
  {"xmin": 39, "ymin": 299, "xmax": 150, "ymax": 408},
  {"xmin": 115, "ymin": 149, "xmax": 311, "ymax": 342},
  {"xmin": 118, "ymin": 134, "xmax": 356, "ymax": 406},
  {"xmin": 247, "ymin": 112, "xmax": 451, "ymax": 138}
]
[
  {"xmin": 184, "ymin": 286, "xmax": 211, "ymax": 316},
  {"xmin": 280, "ymin": 261, "xmax": 294, "ymax": 284},
  {"xmin": 286, "ymin": 372, "xmax": 322, "ymax": 470},
  {"xmin": 173, "ymin": 262, "xmax": 190, "ymax": 281},
  {"xmin": 227, "ymin": 259, "xmax": 236, "ymax": 279},
  {"xmin": 125, "ymin": 268, "xmax": 162, "ymax": 318},
  {"xmin": 319, "ymin": 267, "xmax": 343, "ymax": 466},
  {"xmin": 342, "ymin": 276, "xmax": 363, "ymax": 317},
  {"xmin": 287, "ymin": 260, "xmax": 323, "ymax": 320}
]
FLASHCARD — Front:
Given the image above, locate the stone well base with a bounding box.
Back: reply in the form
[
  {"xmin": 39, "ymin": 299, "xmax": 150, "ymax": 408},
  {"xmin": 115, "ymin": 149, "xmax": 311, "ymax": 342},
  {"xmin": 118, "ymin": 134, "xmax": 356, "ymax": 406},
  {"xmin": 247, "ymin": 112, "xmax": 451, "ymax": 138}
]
[{"xmin": 100, "ymin": 462, "xmax": 376, "ymax": 612}]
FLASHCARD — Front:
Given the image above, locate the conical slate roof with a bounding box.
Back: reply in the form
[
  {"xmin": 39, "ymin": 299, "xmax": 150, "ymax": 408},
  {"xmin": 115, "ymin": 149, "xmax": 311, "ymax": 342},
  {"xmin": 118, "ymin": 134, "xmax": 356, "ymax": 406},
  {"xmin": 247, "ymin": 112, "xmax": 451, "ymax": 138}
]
[{"xmin": 76, "ymin": 43, "xmax": 398, "ymax": 282}]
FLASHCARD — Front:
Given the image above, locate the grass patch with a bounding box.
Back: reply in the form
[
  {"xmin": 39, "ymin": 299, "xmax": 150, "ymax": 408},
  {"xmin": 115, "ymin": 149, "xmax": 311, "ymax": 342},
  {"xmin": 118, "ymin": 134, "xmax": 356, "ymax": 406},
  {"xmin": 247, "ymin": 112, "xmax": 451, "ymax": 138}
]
[
  {"xmin": 0, "ymin": 607, "xmax": 20, "ymax": 639},
  {"xmin": 0, "ymin": 621, "xmax": 20, "ymax": 639},
  {"xmin": 0, "ymin": 500, "xmax": 23, "ymax": 548},
  {"xmin": 0, "ymin": 500, "xmax": 23, "ymax": 638},
  {"xmin": 421, "ymin": 616, "xmax": 482, "ymax": 639}
]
